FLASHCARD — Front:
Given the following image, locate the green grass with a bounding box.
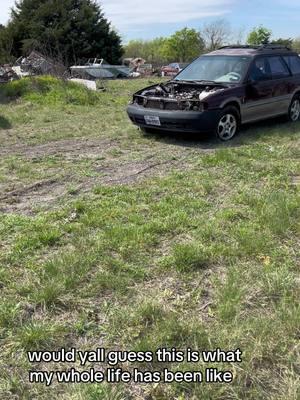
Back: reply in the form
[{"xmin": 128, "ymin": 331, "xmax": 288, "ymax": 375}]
[
  {"xmin": 0, "ymin": 76, "xmax": 299, "ymax": 399},
  {"xmin": 0, "ymin": 75, "xmax": 102, "ymax": 106}
]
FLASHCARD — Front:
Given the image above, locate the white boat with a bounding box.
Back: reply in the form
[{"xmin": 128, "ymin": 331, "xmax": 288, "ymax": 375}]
[{"xmin": 70, "ymin": 58, "xmax": 130, "ymax": 79}]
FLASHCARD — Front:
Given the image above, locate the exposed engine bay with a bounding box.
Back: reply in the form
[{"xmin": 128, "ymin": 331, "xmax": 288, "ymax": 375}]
[{"xmin": 133, "ymin": 81, "xmax": 227, "ymax": 111}]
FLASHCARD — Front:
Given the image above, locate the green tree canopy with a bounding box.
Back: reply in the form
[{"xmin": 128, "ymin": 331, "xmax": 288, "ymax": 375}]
[
  {"xmin": 271, "ymin": 38, "xmax": 294, "ymax": 48},
  {"xmin": 162, "ymin": 28, "xmax": 205, "ymax": 62},
  {"xmin": 247, "ymin": 26, "xmax": 272, "ymax": 45},
  {"xmin": 5, "ymin": 0, "xmax": 123, "ymax": 65},
  {"xmin": 124, "ymin": 37, "xmax": 168, "ymax": 64},
  {"xmin": 293, "ymin": 38, "xmax": 300, "ymax": 53}
]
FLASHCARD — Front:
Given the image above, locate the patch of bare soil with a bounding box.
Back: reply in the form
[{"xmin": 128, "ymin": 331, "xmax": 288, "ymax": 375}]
[
  {"xmin": 0, "ymin": 137, "xmax": 214, "ymax": 215},
  {"xmin": 0, "ymin": 178, "xmax": 67, "ymax": 214},
  {"xmin": 0, "ymin": 137, "xmax": 118, "ymax": 159}
]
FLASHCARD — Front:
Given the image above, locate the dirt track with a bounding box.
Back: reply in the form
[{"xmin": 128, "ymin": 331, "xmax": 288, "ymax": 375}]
[{"xmin": 0, "ymin": 136, "xmax": 215, "ymax": 214}]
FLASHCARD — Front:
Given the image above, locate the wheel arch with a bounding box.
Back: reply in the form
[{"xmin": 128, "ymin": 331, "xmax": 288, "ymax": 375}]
[
  {"xmin": 292, "ymin": 89, "xmax": 300, "ymax": 99},
  {"xmin": 221, "ymin": 100, "xmax": 241, "ymax": 118}
]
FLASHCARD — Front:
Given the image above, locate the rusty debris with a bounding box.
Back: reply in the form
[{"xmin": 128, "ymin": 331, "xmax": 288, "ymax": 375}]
[
  {"xmin": 0, "ymin": 65, "xmax": 19, "ymax": 83},
  {"xmin": 1, "ymin": 51, "xmax": 157, "ymax": 84},
  {"xmin": 14, "ymin": 51, "xmax": 66, "ymax": 76}
]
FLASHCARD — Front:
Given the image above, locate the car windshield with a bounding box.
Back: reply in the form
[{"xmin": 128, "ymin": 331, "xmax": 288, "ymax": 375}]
[{"xmin": 175, "ymin": 55, "xmax": 251, "ymax": 83}]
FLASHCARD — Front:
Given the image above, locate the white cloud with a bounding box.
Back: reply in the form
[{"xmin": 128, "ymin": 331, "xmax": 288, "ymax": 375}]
[
  {"xmin": 0, "ymin": 0, "xmax": 235, "ymax": 30},
  {"xmin": 100, "ymin": 0, "xmax": 236, "ymax": 30},
  {"xmin": 0, "ymin": 0, "xmax": 15, "ymax": 24}
]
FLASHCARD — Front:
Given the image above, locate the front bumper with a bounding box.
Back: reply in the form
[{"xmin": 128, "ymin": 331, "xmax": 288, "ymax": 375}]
[{"xmin": 127, "ymin": 104, "xmax": 219, "ymax": 133}]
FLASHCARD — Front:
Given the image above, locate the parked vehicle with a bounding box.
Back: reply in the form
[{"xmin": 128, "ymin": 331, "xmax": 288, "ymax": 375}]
[
  {"xmin": 161, "ymin": 63, "xmax": 188, "ymax": 77},
  {"xmin": 127, "ymin": 45, "xmax": 300, "ymax": 140}
]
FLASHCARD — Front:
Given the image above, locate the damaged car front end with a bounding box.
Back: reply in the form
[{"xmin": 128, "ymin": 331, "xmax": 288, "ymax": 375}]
[{"xmin": 127, "ymin": 80, "xmax": 228, "ymax": 133}]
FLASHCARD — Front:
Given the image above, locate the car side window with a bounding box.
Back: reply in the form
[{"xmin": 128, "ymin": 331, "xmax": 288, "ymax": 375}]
[
  {"xmin": 283, "ymin": 56, "xmax": 300, "ymax": 75},
  {"xmin": 248, "ymin": 57, "xmax": 271, "ymax": 82},
  {"xmin": 268, "ymin": 56, "xmax": 290, "ymax": 79}
]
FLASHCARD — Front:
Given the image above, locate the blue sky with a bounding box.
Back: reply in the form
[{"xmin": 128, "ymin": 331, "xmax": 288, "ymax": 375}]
[{"xmin": 0, "ymin": 0, "xmax": 299, "ymax": 42}]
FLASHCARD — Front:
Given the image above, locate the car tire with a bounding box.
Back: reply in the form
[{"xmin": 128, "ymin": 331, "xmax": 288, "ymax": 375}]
[
  {"xmin": 215, "ymin": 106, "xmax": 240, "ymax": 141},
  {"xmin": 288, "ymin": 95, "xmax": 300, "ymax": 122}
]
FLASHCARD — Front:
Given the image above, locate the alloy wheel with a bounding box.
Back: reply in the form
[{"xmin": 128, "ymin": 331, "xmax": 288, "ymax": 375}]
[
  {"xmin": 217, "ymin": 113, "xmax": 237, "ymax": 140},
  {"xmin": 290, "ymin": 99, "xmax": 300, "ymax": 122}
]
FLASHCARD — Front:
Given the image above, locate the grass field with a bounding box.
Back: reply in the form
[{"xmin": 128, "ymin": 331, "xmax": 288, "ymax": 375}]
[{"xmin": 0, "ymin": 76, "xmax": 299, "ymax": 400}]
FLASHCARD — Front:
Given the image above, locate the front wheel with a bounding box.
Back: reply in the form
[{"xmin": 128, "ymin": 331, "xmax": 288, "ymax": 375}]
[
  {"xmin": 288, "ymin": 96, "xmax": 300, "ymax": 122},
  {"xmin": 215, "ymin": 107, "xmax": 239, "ymax": 141}
]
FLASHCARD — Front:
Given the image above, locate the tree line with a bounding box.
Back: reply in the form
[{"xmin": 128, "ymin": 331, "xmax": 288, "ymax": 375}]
[
  {"xmin": 0, "ymin": 0, "xmax": 299, "ymax": 67},
  {"xmin": 0, "ymin": 0, "xmax": 123, "ymax": 66},
  {"xmin": 124, "ymin": 23, "xmax": 300, "ymax": 65}
]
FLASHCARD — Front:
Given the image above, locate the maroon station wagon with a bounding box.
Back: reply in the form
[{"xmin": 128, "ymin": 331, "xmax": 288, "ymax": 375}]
[{"xmin": 127, "ymin": 45, "xmax": 300, "ymax": 141}]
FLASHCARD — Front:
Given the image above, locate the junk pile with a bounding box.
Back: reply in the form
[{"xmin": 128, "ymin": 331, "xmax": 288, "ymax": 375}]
[
  {"xmin": 126, "ymin": 58, "xmax": 154, "ymax": 78},
  {"xmin": 13, "ymin": 51, "xmax": 66, "ymax": 77},
  {"xmin": 0, "ymin": 51, "xmax": 156, "ymax": 85},
  {"xmin": 0, "ymin": 51, "xmax": 66, "ymax": 83},
  {"xmin": 0, "ymin": 65, "xmax": 19, "ymax": 83}
]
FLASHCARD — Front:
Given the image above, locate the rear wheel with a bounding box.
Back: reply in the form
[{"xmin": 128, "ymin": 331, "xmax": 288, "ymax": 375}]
[
  {"xmin": 288, "ymin": 96, "xmax": 300, "ymax": 122},
  {"xmin": 215, "ymin": 106, "xmax": 239, "ymax": 141}
]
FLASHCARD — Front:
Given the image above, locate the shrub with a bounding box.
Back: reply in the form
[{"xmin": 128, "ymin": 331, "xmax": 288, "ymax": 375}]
[{"xmin": 0, "ymin": 76, "xmax": 101, "ymax": 106}]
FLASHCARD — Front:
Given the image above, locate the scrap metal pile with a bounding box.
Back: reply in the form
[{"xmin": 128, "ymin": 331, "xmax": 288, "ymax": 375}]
[
  {"xmin": 0, "ymin": 65, "xmax": 19, "ymax": 83},
  {"xmin": 0, "ymin": 51, "xmax": 66, "ymax": 83},
  {"xmin": 0, "ymin": 51, "xmax": 157, "ymax": 84},
  {"xmin": 14, "ymin": 51, "xmax": 66, "ymax": 76},
  {"xmin": 126, "ymin": 58, "xmax": 154, "ymax": 77}
]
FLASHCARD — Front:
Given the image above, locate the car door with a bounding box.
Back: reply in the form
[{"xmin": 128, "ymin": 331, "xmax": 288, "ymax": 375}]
[
  {"xmin": 267, "ymin": 55, "xmax": 291, "ymax": 116},
  {"xmin": 243, "ymin": 56, "xmax": 275, "ymax": 123},
  {"xmin": 283, "ymin": 54, "xmax": 300, "ymax": 98}
]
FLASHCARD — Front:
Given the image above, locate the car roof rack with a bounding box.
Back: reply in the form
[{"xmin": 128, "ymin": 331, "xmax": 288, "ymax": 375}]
[
  {"xmin": 259, "ymin": 44, "xmax": 291, "ymax": 50},
  {"xmin": 219, "ymin": 44, "xmax": 292, "ymax": 51},
  {"xmin": 219, "ymin": 45, "xmax": 259, "ymax": 49}
]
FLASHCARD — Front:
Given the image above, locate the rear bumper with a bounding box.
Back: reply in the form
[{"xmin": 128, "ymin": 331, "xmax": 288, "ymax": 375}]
[{"xmin": 127, "ymin": 104, "xmax": 219, "ymax": 133}]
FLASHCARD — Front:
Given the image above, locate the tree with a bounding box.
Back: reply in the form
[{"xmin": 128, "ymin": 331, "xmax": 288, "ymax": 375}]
[
  {"xmin": 293, "ymin": 38, "xmax": 300, "ymax": 53},
  {"xmin": 124, "ymin": 38, "xmax": 168, "ymax": 65},
  {"xmin": 161, "ymin": 28, "xmax": 205, "ymax": 62},
  {"xmin": 145, "ymin": 38, "xmax": 169, "ymax": 64},
  {"xmin": 5, "ymin": 0, "xmax": 123, "ymax": 65},
  {"xmin": 124, "ymin": 40, "xmax": 146, "ymax": 59},
  {"xmin": 0, "ymin": 25, "xmax": 14, "ymax": 64},
  {"xmin": 247, "ymin": 26, "xmax": 272, "ymax": 45},
  {"xmin": 201, "ymin": 19, "xmax": 231, "ymax": 51},
  {"xmin": 271, "ymin": 38, "xmax": 293, "ymax": 48}
]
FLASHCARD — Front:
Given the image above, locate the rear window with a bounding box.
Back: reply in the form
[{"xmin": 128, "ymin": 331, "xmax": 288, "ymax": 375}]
[{"xmin": 283, "ymin": 55, "xmax": 300, "ymax": 74}]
